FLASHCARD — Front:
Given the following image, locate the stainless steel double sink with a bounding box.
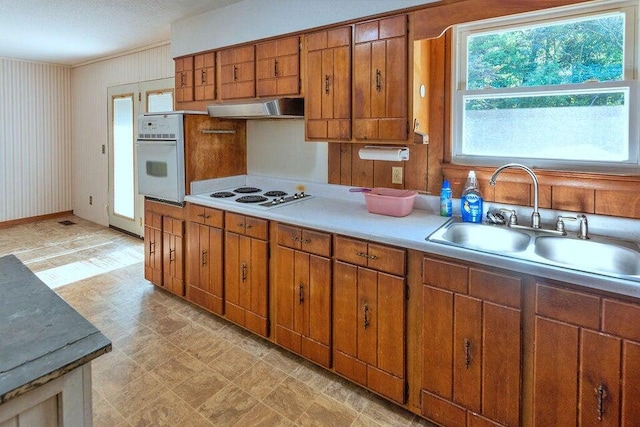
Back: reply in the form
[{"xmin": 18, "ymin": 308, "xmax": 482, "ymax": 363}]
[{"xmin": 427, "ymin": 218, "xmax": 640, "ymax": 280}]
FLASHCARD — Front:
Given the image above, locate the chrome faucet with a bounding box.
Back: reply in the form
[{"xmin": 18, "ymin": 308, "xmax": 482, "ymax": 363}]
[{"xmin": 489, "ymin": 163, "xmax": 541, "ymax": 229}]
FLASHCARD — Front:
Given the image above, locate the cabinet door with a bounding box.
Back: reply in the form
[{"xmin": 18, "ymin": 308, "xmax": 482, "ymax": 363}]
[
  {"xmin": 144, "ymin": 224, "xmax": 162, "ymax": 286},
  {"xmin": 194, "ymin": 52, "xmax": 215, "ymax": 101},
  {"xmin": 306, "ymin": 27, "xmax": 351, "ymax": 140},
  {"xmin": 275, "ymin": 246, "xmax": 331, "ymax": 368},
  {"xmin": 163, "ymin": 217, "xmax": 184, "ymax": 296},
  {"xmin": 353, "ymin": 15, "xmax": 407, "ymax": 141},
  {"xmin": 225, "ymin": 232, "xmax": 268, "ymax": 336},
  {"xmin": 219, "ymin": 45, "xmax": 255, "ymax": 100},
  {"xmin": 187, "ymin": 222, "xmax": 224, "ymax": 315},
  {"xmin": 334, "ymin": 260, "xmax": 405, "ymax": 403},
  {"xmin": 175, "ymin": 56, "xmax": 194, "ymax": 103},
  {"xmin": 256, "ymin": 36, "xmax": 299, "ymax": 97}
]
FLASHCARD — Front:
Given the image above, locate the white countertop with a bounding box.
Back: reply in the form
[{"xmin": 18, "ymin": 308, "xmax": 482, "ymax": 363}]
[{"xmin": 185, "ymin": 175, "xmax": 640, "ymax": 299}]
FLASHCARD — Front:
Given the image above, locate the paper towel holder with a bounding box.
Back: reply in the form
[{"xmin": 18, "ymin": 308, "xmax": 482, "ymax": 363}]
[{"xmin": 358, "ymin": 146, "xmax": 410, "ymax": 161}]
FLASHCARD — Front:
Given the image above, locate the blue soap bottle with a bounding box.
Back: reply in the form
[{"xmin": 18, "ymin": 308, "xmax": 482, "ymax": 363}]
[
  {"xmin": 461, "ymin": 171, "xmax": 483, "ymax": 223},
  {"xmin": 440, "ymin": 180, "xmax": 452, "ymax": 217}
]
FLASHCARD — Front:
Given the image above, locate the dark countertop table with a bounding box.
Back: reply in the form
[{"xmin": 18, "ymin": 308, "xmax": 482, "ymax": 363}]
[{"xmin": 0, "ymin": 254, "xmax": 111, "ymax": 404}]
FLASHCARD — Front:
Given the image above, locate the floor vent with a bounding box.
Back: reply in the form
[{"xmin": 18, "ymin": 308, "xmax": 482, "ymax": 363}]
[{"xmin": 58, "ymin": 220, "xmax": 76, "ymax": 226}]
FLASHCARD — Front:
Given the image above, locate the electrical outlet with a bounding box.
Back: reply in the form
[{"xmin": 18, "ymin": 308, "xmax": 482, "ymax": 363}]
[
  {"xmin": 89, "ymin": 196, "xmax": 93, "ymax": 205},
  {"xmin": 392, "ymin": 167, "xmax": 403, "ymax": 184}
]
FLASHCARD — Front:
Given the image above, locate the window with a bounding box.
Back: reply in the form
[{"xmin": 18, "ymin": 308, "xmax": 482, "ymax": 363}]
[{"xmin": 452, "ymin": 2, "xmax": 639, "ymax": 172}]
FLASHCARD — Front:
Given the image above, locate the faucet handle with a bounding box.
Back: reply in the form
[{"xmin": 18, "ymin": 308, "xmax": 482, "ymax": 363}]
[
  {"xmin": 499, "ymin": 208, "xmax": 518, "ymax": 226},
  {"xmin": 577, "ymin": 214, "xmax": 589, "ymax": 240},
  {"xmin": 555, "ymin": 215, "xmax": 577, "ymax": 235}
]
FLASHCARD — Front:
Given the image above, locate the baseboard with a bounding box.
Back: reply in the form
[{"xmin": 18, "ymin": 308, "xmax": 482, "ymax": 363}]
[{"xmin": 0, "ymin": 211, "xmax": 74, "ymax": 229}]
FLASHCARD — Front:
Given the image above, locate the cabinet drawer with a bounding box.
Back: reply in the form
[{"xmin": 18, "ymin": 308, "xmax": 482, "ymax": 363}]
[
  {"xmin": 469, "ymin": 268, "xmax": 521, "ymax": 309},
  {"xmin": 334, "ymin": 236, "xmax": 368, "ymax": 266},
  {"xmin": 145, "ymin": 211, "xmax": 162, "ymax": 230},
  {"xmin": 162, "ymin": 216, "xmax": 184, "ymax": 236},
  {"xmin": 423, "ymin": 257, "xmax": 468, "ymax": 294},
  {"xmin": 535, "ymin": 283, "xmax": 600, "ymax": 329},
  {"xmin": 225, "ymin": 212, "xmax": 268, "ymax": 240},
  {"xmin": 277, "ymin": 224, "xmax": 331, "ymax": 257},
  {"xmin": 187, "ymin": 204, "xmax": 223, "ymax": 228},
  {"xmin": 603, "ymin": 299, "xmax": 640, "ymax": 342},
  {"xmin": 334, "ymin": 236, "xmax": 404, "ymax": 275}
]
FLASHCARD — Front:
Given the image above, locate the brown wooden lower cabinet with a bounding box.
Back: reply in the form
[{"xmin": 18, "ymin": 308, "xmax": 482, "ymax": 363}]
[
  {"xmin": 186, "ymin": 204, "xmax": 224, "ymax": 315},
  {"xmin": 224, "ymin": 212, "xmax": 269, "ymax": 337},
  {"xmin": 421, "ymin": 256, "xmax": 521, "ymax": 427},
  {"xmin": 274, "ymin": 224, "xmax": 332, "ymax": 368},
  {"xmin": 333, "ymin": 256, "xmax": 406, "ymax": 404},
  {"xmin": 144, "ymin": 200, "xmax": 185, "ymax": 297},
  {"xmin": 533, "ymin": 282, "xmax": 640, "ymax": 425}
]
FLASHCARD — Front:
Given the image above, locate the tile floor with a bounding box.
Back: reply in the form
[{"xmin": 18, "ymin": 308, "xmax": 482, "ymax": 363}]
[{"xmin": 1, "ymin": 215, "xmax": 435, "ymax": 427}]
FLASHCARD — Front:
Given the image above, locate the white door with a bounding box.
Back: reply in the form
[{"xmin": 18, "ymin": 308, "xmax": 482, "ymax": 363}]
[{"xmin": 107, "ymin": 78, "xmax": 173, "ymax": 237}]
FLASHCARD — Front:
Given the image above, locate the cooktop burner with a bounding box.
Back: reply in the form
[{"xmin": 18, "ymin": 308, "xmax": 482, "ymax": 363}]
[
  {"xmin": 236, "ymin": 195, "xmax": 268, "ymax": 203},
  {"xmin": 264, "ymin": 190, "xmax": 287, "ymax": 197},
  {"xmin": 234, "ymin": 187, "xmax": 261, "ymax": 194},
  {"xmin": 210, "ymin": 191, "xmax": 235, "ymax": 198}
]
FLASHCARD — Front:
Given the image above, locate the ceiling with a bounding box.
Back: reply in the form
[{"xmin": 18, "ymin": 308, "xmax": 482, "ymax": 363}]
[{"xmin": 0, "ymin": 0, "xmax": 244, "ymax": 66}]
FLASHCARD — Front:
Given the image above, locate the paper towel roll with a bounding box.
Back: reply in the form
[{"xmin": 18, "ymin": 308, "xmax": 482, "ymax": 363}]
[{"xmin": 358, "ymin": 146, "xmax": 409, "ymax": 161}]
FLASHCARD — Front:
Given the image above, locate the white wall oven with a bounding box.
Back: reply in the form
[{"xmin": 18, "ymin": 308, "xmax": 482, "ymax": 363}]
[{"xmin": 135, "ymin": 113, "xmax": 187, "ymax": 204}]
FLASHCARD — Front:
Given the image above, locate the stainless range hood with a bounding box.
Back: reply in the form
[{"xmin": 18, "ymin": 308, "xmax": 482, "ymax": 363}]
[{"xmin": 207, "ymin": 97, "xmax": 304, "ymax": 119}]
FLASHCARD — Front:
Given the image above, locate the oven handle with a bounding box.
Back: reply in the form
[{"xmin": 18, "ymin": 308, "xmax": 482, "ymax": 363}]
[{"xmin": 135, "ymin": 140, "xmax": 177, "ymax": 147}]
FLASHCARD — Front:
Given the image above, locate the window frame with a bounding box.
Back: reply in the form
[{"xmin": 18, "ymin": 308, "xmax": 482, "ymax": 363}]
[{"xmin": 451, "ymin": 1, "xmax": 640, "ymax": 173}]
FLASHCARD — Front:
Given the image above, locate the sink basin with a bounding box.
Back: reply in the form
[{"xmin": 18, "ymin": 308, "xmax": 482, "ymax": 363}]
[
  {"xmin": 437, "ymin": 222, "xmax": 531, "ymax": 253},
  {"xmin": 535, "ymin": 236, "xmax": 640, "ymax": 276}
]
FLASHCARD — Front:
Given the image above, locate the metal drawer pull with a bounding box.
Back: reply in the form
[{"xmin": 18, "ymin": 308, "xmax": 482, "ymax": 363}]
[
  {"xmin": 356, "ymin": 251, "xmax": 377, "ymax": 260},
  {"xmin": 201, "ymin": 69, "xmax": 206, "ymax": 84},
  {"xmin": 202, "ymin": 129, "xmax": 237, "ymax": 134},
  {"xmin": 149, "ymin": 241, "xmax": 155, "ymax": 255},
  {"xmin": 325, "ymin": 75, "xmax": 330, "ymax": 94},
  {"xmin": 595, "ymin": 384, "xmax": 608, "ymax": 421},
  {"xmin": 363, "ymin": 304, "xmax": 370, "ymax": 329},
  {"xmin": 274, "ymin": 59, "xmax": 279, "ymax": 77},
  {"xmin": 241, "ymin": 262, "xmax": 247, "ymax": 283},
  {"xmin": 464, "ymin": 338, "xmax": 471, "ymax": 369},
  {"xmin": 233, "ymin": 65, "xmax": 238, "ymax": 81},
  {"xmin": 201, "ymin": 251, "xmax": 207, "ymax": 266},
  {"xmin": 298, "ymin": 283, "xmax": 304, "ymax": 304},
  {"xmin": 169, "ymin": 248, "xmax": 175, "ymax": 262},
  {"xmin": 375, "ymin": 69, "xmax": 382, "ymax": 91}
]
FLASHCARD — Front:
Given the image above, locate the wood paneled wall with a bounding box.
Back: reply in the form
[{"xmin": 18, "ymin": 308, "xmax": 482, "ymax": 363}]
[{"xmin": 0, "ymin": 58, "xmax": 72, "ymax": 222}]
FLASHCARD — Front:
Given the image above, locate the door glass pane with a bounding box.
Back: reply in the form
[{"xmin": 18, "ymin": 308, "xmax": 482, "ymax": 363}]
[
  {"xmin": 148, "ymin": 91, "xmax": 173, "ymax": 113},
  {"xmin": 113, "ymin": 96, "xmax": 134, "ymax": 219}
]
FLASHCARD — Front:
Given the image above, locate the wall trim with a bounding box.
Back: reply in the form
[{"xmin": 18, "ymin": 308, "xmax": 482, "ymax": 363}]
[{"xmin": 0, "ymin": 211, "xmax": 74, "ymax": 229}]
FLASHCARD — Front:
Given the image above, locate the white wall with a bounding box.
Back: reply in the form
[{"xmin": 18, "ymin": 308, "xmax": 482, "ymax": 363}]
[
  {"xmin": 0, "ymin": 58, "xmax": 71, "ymax": 222},
  {"xmin": 171, "ymin": 0, "xmax": 437, "ymax": 57},
  {"xmin": 71, "ymin": 44, "xmax": 173, "ymax": 226},
  {"xmin": 247, "ymin": 120, "xmax": 327, "ymax": 182}
]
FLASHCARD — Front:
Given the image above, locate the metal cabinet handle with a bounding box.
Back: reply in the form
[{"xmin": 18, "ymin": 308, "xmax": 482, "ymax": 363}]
[
  {"xmin": 237, "ymin": 222, "xmax": 245, "ymax": 228},
  {"xmin": 169, "ymin": 248, "xmax": 175, "ymax": 262},
  {"xmin": 201, "ymin": 250, "xmax": 207, "ymax": 266},
  {"xmin": 363, "ymin": 304, "xmax": 370, "ymax": 329},
  {"xmin": 464, "ymin": 338, "xmax": 471, "ymax": 369},
  {"xmin": 149, "ymin": 241, "xmax": 155, "ymax": 255},
  {"xmin": 375, "ymin": 69, "xmax": 382, "ymax": 92},
  {"xmin": 180, "ymin": 72, "xmax": 185, "ymax": 88},
  {"xmin": 595, "ymin": 384, "xmax": 608, "ymax": 421},
  {"xmin": 246, "ymin": 224, "xmax": 252, "ymax": 229},
  {"xmin": 201, "ymin": 69, "xmax": 206, "ymax": 84},
  {"xmin": 233, "ymin": 65, "xmax": 238, "ymax": 81},
  {"xmin": 298, "ymin": 283, "xmax": 304, "ymax": 304},
  {"xmin": 241, "ymin": 262, "xmax": 247, "ymax": 283},
  {"xmin": 356, "ymin": 251, "xmax": 377, "ymax": 260},
  {"xmin": 324, "ymin": 75, "xmax": 330, "ymax": 94},
  {"xmin": 274, "ymin": 59, "xmax": 279, "ymax": 77}
]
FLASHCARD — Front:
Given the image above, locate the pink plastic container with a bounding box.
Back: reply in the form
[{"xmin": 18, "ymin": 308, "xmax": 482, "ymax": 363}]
[{"xmin": 363, "ymin": 188, "xmax": 418, "ymax": 217}]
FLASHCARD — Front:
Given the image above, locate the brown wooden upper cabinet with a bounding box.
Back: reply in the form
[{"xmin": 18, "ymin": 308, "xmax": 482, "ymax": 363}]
[
  {"xmin": 256, "ymin": 36, "xmax": 300, "ymax": 97},
  {"xmin": 219, "ymin": 45, "xmax": 256, "ymax": 100},
  {"xmin": 175, "ymin": 56, "xmax": 194, "ymax": 103},
  {"xmin": 194, "ymin": 52, "xmax": 215, "ymax": 101},
  {"xmin": 353, "ymin": 15, "xmax": 408, "ymax": 142},
  {"xmin": 305, "ymin": 26, "xmax": 352, "ymax": 141}
]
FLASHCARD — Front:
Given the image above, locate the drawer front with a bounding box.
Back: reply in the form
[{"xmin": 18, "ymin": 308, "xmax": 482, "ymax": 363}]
[
  {"xmin": 244, "ymin": 215, "xmax": 268, "ymax": 240},
  {"xmin": 162, "ymin": 216, "xmax": 184, "ymax": 236},
  {"xmin": 367, "ymin": 243, "xmax": 405, "ymax": 276},
  {"xmin": 535, "ymin": 283, "xmax": 600, "ymax": 329},
  {"xmin": 277, "ymin": 224, "xmax": 302, "ymax": 249},
  {"xmin": 603, "ymin": 299, "xmax": 640, "ymax": 341},
  {"xmin": 469, "ymin": 268, "xmax": 521, "ymax": 309},
  {"xmin": 187, "ymin": 204, "xmax": 223, "ymax": 228},
  {"xmin": 225, "ymin": 212, "xmax": 247, "ymax": 234},
  {"xmin": 334, "ymin": 235, "xmax": 368, "ymax": 267},
  {"xmin": 423, "ymin": 257, "xmax": 468, "ymax": 294},
  {"xmin": 301, "ymin": 229, "xmax": 331, "ymax": 257}
]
